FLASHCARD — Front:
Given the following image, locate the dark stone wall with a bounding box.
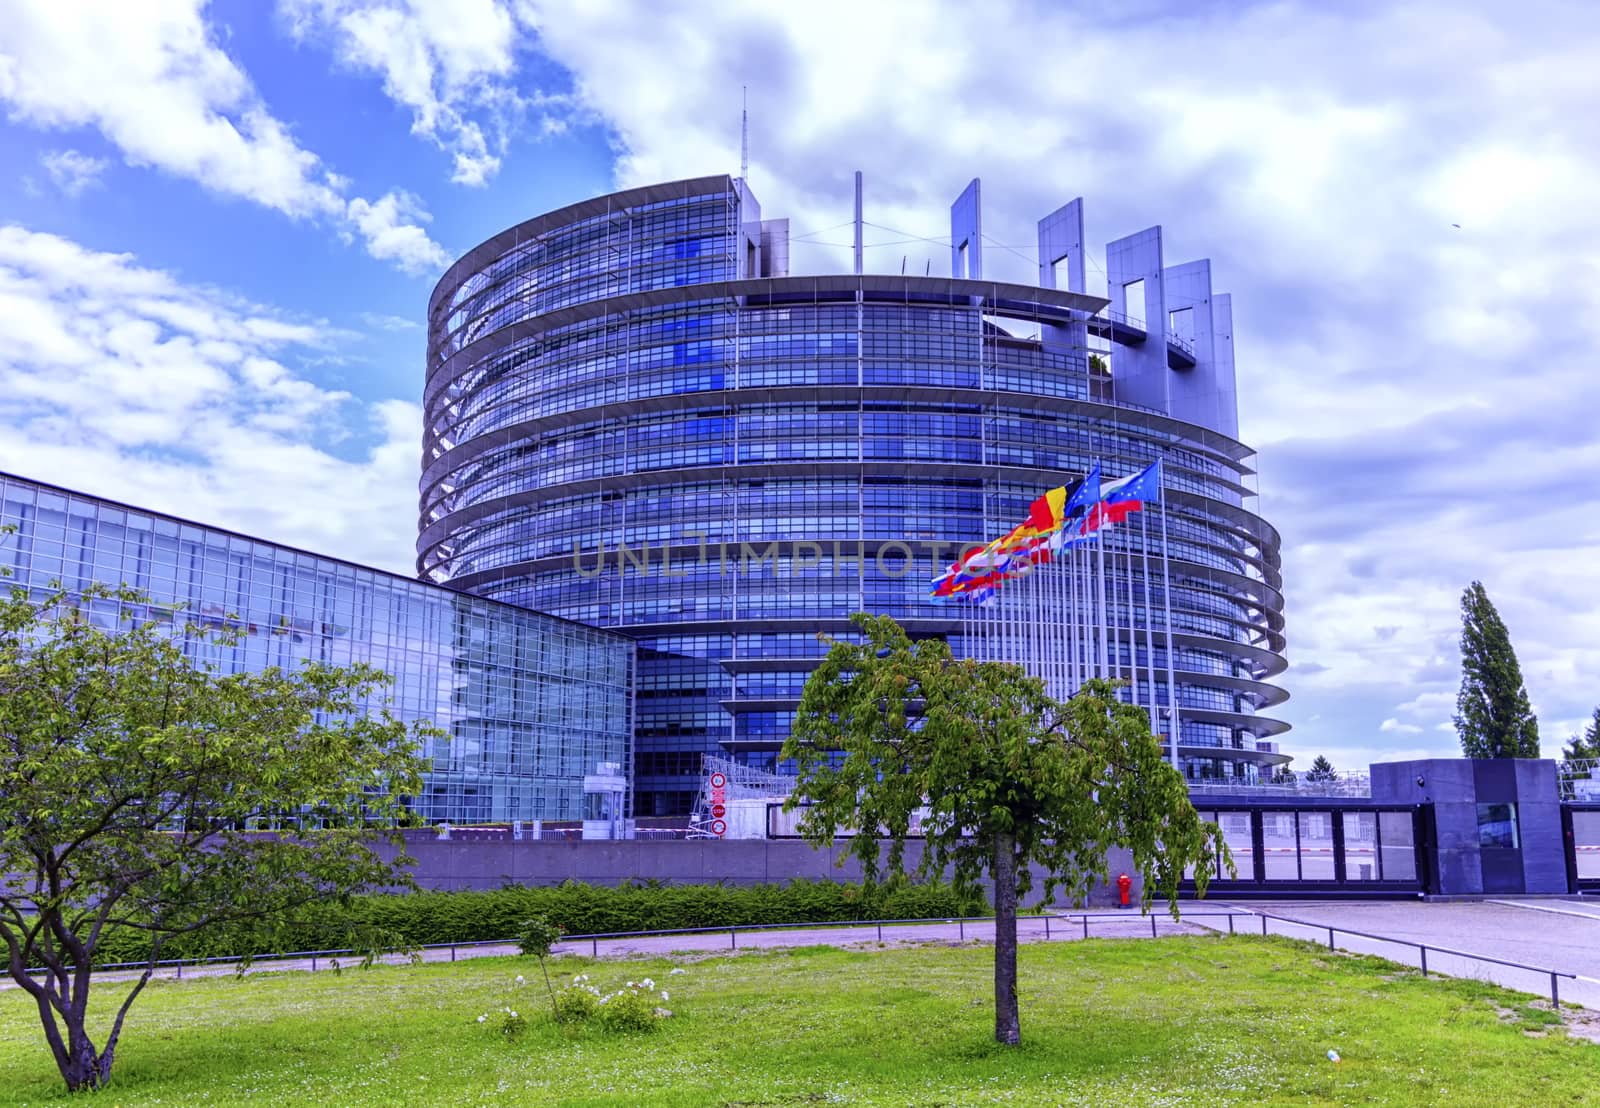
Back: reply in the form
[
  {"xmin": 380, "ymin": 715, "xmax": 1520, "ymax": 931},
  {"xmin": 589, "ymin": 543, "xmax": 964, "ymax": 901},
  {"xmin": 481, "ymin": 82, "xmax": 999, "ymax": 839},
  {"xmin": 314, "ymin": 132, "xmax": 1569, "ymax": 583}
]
[
  {"xmin": 375, "ymin": 832, "xmax": 1142, "ymax": 910},
  {"xmin": 1515, "ymin": 759, "xmax": 1567, "ymax": 895}
]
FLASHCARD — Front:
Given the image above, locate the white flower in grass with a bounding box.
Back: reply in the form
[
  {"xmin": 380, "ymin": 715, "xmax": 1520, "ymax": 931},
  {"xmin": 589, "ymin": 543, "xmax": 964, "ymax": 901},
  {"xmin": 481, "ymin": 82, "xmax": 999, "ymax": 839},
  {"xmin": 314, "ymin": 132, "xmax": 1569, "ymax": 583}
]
[
  {"xmin": 641, "ymin": 978, "xmax": 654, "ymax": 989},
  {"xmin": 515, "ymin": 975, "xmax": 525, "ymax": 985},
  {"xmin": 669, "ymin": 967, "xmax": 686, "ymax": 975},
  {"xmin": 661, "ymin": 991, "xmax": 669, "ymax": 1002},
  {"xmin": 476, "ymin": 1014, "xmax": 487, "ymax": 1023}
]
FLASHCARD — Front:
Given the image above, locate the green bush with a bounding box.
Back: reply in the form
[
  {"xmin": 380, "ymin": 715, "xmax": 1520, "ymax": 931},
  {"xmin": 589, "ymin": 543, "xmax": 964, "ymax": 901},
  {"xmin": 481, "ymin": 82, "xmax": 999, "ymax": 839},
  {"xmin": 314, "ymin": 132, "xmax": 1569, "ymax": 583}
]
[
  {"xmin": 597, "ymin": 983, "xmax": 662, "ymax": 1033},
  {"xmin": 552, "ymin": 981, "xmax": 600, "ymax": 1024},
  {"xmin": 88, "ymin": 878, "xmax": 988, "ymax": 966}
]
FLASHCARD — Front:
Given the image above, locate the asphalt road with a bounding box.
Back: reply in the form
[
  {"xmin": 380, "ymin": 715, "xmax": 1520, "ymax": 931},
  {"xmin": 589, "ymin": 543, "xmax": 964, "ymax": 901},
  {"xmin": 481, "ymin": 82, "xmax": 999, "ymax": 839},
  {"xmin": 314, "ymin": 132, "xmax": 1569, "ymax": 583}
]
[{"xmin": 1198, "ymin": 899, "xmax": 1600, "ymax": 1007}]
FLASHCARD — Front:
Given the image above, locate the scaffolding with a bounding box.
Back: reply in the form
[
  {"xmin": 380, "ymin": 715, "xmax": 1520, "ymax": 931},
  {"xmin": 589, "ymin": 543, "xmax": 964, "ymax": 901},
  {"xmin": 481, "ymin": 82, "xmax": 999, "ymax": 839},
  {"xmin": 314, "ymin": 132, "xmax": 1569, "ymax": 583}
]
[
  {"xmin": 1559, "ymin": 759, "xmax": 1600, "ymax": 801},
  {"xmin": 687, "ymin": 755, "xmax": 795, "ymax": 838}
]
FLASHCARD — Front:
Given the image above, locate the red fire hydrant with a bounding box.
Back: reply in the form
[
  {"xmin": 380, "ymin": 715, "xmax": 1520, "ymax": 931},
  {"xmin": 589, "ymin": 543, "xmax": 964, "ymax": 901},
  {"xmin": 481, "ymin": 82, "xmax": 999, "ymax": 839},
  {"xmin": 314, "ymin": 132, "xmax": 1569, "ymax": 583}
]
[{"xmin": 1116, "ymin": 873, "xmax": 1133, "ymax": 909}]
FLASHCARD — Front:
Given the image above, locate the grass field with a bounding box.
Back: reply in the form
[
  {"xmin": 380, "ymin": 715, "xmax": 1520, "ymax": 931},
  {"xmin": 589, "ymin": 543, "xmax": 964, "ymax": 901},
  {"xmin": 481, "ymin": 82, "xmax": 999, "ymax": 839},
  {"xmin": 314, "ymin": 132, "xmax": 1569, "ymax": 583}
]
[{"xmin": 0, "ymin": 934, "xmax": 1594, "ymax": 1106}]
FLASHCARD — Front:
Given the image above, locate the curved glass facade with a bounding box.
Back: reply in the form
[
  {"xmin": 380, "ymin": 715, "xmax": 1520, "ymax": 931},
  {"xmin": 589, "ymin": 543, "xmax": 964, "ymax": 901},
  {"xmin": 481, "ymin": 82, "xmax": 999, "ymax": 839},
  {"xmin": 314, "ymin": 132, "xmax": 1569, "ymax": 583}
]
[{"xmin": 422, "ymin": 175, "xmax": 1289, "ymax": 815}]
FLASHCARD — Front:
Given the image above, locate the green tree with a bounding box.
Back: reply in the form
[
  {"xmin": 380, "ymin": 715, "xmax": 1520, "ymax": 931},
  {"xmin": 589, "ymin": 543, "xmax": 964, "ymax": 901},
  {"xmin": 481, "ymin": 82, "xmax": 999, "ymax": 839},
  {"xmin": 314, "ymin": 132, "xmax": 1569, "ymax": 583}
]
[
  {"xmin": 781, "ymin": 613, "xmax": 1226, "ymax": 1045},
  {"xmin": 1453, "ymin": 580, "xmax": 1539, "ymax": 758},
  {"xmin": 0, "ymin": 583, "xmax": 432, "ymax": 1093},
  {"xmin": 1562, "ymin": 706, "xmax": 1600, "ymax": 762},
  {"xmin": 1306, "ymin": 755, "xmax": 1335, "ymax": 782}
]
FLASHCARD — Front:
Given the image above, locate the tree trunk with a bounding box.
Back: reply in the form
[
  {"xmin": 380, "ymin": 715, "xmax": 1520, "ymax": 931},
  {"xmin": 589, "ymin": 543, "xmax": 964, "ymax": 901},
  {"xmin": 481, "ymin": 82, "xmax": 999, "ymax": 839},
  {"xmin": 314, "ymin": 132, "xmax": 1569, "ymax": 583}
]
[
  {"xmin": 992, "ymin": 828, "xmax": 1021, "ymax": 1045},
  {"xmin": 60, "ymin": 1026, "xmax": 112, "ymax": 1093}
]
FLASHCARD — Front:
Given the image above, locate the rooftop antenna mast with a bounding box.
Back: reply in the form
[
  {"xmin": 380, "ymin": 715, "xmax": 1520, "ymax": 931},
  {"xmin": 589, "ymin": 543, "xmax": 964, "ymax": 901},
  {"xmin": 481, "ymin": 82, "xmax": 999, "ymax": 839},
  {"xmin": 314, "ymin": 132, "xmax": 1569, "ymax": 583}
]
[
  {"xmin": 853, "ymin": 170, "xmax": 863, "ymax": 275},
  {"xmin": 740, "ymin": 86, "xmax": 749, "ymax": 183}
]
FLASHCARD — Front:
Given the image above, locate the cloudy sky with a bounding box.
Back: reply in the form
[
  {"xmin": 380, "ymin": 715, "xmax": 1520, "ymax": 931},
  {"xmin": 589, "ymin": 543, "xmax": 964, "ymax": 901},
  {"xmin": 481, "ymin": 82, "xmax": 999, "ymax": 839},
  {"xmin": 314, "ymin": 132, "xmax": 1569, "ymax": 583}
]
[{"xmin": 2, "ymin": 0, "xmax": 1597, "ymax": 769}]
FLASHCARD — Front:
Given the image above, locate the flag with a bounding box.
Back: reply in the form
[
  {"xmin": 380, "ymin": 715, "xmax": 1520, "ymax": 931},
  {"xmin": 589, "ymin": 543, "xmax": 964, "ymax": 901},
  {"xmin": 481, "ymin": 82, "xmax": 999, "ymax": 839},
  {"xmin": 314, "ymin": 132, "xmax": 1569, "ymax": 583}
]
[
  {"xmin": 1075, "ymin": 461, "xmax": 1160, "ymax": 536},
  {"xmin": 1078, "ymin": 499, "xmax": 1143, "ymax": 536},
  {"xmin": 1061, "ymin": 464, "xmax": 1102, "ymax": 525},
  {"xmin": 1103, "ymin": 460, "xmax": 1161, "ymax": 505},
  {"xmin": 998, "ymin": 465, "xmax": 1102, "ymax": 548}
]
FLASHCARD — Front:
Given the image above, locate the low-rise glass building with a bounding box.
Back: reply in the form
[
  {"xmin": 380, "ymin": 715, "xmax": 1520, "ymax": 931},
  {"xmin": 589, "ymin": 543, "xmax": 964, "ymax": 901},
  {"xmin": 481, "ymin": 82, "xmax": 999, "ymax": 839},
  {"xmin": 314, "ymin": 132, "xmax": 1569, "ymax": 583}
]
[{"xmin": 0, "ymin": 471, "xmax": 634, "ymax": 824}]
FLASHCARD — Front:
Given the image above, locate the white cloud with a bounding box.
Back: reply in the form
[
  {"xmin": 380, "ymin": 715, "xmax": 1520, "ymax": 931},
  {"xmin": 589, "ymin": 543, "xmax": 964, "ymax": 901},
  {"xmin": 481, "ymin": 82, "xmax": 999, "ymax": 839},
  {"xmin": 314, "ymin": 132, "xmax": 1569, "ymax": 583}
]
[
  {"xmin": 0, "ymin": 0, "xmax": 449, "ymax": 274},
  {"xmin": 359, "ymin": 311, "xmax": 422, "ymax": 331},
  {"xmin": 279, "ymin": 0, "xmax": 577, "ymax": 185},
  {"xmin": 513, "ymin": 0, "xmax": 1600, "ymax": 769},
  {"xmin": 0, "ymin": 225, "xmax": 419, "ymax": 571},
  {"xmin": 1379, "ymin": 719, "xmax": 1424, "ymax": 735},
  {"xmin": 346, "ymin": 190, "xmax": 451, "ymax": 274},
  {"xmin": 39, "ymin": 149, "xmax": 108, "ymax": 196}
]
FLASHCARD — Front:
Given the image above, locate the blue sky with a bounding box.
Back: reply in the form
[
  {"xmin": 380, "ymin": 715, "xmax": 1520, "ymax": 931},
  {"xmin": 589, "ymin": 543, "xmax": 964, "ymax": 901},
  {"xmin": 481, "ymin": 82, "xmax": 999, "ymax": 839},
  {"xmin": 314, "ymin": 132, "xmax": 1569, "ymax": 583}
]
[{"xmin": 2, "ymin": 0, "xmax": 1597, "ymax": 771}]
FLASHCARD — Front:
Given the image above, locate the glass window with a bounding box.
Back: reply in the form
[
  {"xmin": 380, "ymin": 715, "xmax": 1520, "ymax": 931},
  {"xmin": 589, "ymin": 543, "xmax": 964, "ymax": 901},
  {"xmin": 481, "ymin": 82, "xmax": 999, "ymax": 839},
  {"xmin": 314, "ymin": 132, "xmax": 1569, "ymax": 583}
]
[
  {"xmin": 1216, "ymin": 810, "xmax": 1254, "ymax": 881},
  {"xmin": 1342, "ymin": 812, "xmax": 1380, "ymax": 881},
  {"xmin": 1477, "ymin": 803, "xmax": 1519, "ymax": 849},
  {"xmin": 1378, "ymin": 812, "xmax": 1417, "ymax": 880},
  {"xmin": 1571, "ymin": 812, "xmax": 1600, "ymax": 879},
  {"xmin": 1262, "ymin": 812, "xmax": 1298, "ymax": 879},
  {"xmin": 1297, "ymin": 812, "xmax": 1335, "ymax": 880}
]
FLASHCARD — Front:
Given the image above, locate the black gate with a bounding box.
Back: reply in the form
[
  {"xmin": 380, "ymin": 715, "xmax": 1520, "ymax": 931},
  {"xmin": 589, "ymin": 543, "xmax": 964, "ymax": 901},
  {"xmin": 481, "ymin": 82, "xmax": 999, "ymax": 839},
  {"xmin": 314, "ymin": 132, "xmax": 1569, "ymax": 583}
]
[
  {"xmin": 1183, "ymin": 799, "xmax": 1430, "ymax": 897},
  {"xmin": 1561, "ymin": 804, "xmax": 1600, "ymax": 893}
]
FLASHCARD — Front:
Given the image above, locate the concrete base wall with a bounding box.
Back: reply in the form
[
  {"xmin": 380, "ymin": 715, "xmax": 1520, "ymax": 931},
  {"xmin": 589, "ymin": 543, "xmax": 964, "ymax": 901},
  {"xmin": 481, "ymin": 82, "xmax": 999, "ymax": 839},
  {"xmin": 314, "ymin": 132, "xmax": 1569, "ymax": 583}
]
[{"xmin": 378, "ymin": 833, "xmax": 1142, "ymax": 909}]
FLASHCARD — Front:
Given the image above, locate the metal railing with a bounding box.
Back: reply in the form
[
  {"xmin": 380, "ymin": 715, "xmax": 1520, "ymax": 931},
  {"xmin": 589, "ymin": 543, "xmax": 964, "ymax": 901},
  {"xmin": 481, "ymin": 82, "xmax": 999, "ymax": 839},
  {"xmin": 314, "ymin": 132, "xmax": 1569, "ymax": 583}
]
[
  {"xmin": 19, "ymin": 907, "xmax": 1579, "ymax": 1006},
  {"xmin": 1187, "ymin": 771, "xmax": 1372, "ymax": 798},
  {"xmin": 21, "ymin": 910, "xmax": 1240, "ymax": 980},
  {"xmin": 1238, "ymin": 909, "xmax": 1576, "ymax": 1006}
]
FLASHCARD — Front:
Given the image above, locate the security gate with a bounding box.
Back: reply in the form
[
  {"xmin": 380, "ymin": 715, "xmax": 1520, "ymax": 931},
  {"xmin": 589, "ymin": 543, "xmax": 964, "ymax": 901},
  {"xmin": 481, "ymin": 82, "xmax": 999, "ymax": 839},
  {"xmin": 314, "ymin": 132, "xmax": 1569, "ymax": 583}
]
[
  {"xmin": 1562, "ymin": 805, "xmax": 1600, "ymax": 892},
  {"xmin": 1183, "ymin": 801, "xmax": 1429, "ymax": 896}
]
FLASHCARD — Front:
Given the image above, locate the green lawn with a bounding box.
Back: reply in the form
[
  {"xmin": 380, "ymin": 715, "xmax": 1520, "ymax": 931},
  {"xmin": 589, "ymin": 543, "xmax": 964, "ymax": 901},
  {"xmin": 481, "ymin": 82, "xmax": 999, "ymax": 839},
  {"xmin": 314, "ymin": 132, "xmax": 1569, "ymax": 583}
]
[{"xmin": 0, "ymin": 934, "xmax": 1593, "ymax": 1106}]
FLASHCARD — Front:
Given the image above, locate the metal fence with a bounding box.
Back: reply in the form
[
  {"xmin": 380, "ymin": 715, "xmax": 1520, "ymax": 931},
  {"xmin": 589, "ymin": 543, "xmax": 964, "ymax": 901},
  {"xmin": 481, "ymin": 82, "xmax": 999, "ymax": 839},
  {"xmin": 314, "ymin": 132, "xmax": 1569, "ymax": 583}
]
[{"xmin": 23, "ymin": 907, "xmax": 1577, "ymax": 1006}]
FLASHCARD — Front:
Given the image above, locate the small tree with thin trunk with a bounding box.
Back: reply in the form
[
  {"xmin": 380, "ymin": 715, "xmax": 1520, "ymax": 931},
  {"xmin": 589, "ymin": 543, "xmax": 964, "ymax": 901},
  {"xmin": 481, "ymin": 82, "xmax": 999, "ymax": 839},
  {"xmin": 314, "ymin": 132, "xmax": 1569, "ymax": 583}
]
[
  {"xmin": 781, "ymin": 613, "xmax": 1227, "ymax": 1045},
  {"xmin": 1454, "ymin": 580, "xmax": 1539, "ymax": 758},
  {"xmin": 0, "ymin": 582, "xmax": 431, "ymax": 1093}
]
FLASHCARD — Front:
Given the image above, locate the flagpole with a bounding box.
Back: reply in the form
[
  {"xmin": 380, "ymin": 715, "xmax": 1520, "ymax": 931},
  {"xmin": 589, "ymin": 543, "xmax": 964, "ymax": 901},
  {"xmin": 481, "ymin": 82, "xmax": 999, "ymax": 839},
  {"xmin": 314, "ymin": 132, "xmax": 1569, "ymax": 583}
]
[
  {"xmin": 1095, "ymin": 511, "xmax": 1108, "ymax": 680},
  {"xmin": 1139, "ymin": 492, "xmax": 1161, "ymax": 744},
  {"xmin": 1158, "ymin": 471, "xmax": 1181, "ymax": 772}
]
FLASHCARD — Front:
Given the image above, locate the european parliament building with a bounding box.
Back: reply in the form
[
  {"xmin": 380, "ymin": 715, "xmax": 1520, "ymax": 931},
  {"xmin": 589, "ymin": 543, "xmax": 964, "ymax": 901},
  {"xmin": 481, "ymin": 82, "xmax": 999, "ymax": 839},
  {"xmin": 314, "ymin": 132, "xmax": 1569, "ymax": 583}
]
[{"xmin": 420, "ymin": 174, "xmax": 1290, "ymax": 817}]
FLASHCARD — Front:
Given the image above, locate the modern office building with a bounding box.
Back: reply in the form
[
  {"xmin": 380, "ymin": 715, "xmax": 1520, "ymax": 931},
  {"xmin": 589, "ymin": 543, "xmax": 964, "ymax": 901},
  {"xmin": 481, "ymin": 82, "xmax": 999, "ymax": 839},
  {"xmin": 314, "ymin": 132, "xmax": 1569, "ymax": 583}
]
[
  {"xmin": 0, "ymin": 471, "xmax": 634, "ymax": 825},
  {"xmin": 420, "ymin": 174, "xmax": 1289, "ymax": 816}
]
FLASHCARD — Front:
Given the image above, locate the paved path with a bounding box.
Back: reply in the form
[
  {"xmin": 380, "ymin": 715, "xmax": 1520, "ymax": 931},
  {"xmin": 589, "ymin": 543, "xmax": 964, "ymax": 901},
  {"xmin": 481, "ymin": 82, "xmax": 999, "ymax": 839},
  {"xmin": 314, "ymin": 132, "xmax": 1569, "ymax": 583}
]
[
  {"xmin": 15, "ymin": 901, "xmax": 1598, "ymax": 1010},
  {"xmin": 1197, "ymin": 900, "xmax": 1600, "ymax": 1008},
  {"xmin": 2, "ymin": 912, "xmax": 1217, "ymax": 992}
]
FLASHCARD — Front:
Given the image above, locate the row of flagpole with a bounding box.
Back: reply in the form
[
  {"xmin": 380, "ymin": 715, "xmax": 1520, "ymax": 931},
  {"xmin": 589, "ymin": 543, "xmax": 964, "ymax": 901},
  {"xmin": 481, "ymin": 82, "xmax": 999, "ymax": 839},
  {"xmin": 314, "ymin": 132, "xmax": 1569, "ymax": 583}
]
[{"xmin": 951, "ymin": 462, "xmax": 1183, "ymax": 767}]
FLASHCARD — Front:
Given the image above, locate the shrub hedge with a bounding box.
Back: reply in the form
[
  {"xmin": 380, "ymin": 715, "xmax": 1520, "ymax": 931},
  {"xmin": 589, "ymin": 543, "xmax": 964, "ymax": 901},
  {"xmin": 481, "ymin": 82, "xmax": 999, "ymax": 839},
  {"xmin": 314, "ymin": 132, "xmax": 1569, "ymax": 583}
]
[{"xmin": 92, "ymin": 879, "xmax": 987, "ymax": 966}]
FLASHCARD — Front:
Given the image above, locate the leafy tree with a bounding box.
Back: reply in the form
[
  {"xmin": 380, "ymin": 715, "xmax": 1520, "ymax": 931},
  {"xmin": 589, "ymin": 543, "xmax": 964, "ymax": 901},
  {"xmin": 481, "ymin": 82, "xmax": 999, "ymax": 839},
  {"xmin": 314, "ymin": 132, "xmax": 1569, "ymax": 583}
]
[
  {"xmin": 0, "ymin": 583, "xmax": 431, "ymax": 1093},
  {"xmin": 1562, "ymin": 706, "xmax": 1600, "ymax": 763},
  {"xmin": 1453, "ymin": 580, "xmax": 1539, "ymax": 758},
  {"xmin": 518, "ymin": 914, "xmax": 564, "ymax": 1010},
  {"xmin": 781, "ymin": 613, "xmax": 1226, "ymax": 1045},
  {"xmin": 1306, "ymin": 755, "xmax": 1335, "ymax": 782},
  {"xmin": 1270, "ymin": 767, "xmax": 1298, "ymax": 786}
]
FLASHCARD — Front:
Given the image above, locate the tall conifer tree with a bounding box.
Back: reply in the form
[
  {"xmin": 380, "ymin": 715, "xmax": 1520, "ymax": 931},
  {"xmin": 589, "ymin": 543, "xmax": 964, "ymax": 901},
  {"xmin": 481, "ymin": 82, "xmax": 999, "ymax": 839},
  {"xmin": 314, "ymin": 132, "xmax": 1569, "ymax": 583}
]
[{"xmin": 1453, "ymin": 580, "xmax": 1539, "ymax": 758}]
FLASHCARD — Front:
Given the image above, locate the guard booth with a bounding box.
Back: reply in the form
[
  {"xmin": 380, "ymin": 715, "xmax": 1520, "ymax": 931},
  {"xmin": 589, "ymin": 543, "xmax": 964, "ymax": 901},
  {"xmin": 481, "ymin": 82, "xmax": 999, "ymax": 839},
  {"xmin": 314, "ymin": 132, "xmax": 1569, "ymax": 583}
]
[
  {"xmin": 1372, "ymin": 759, "xmax": 1567, "ymax": 895},
  {"xmin": 1182, "ymin": 799, "xmax": 1428, "ymax": 896}
]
